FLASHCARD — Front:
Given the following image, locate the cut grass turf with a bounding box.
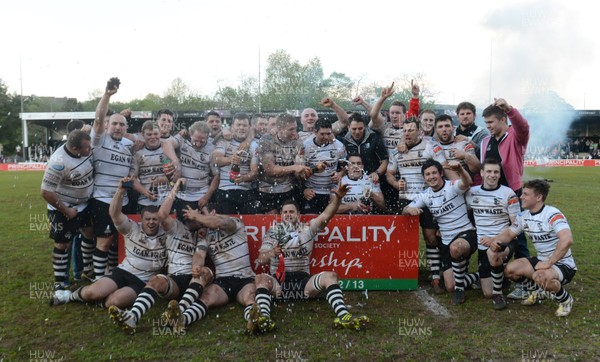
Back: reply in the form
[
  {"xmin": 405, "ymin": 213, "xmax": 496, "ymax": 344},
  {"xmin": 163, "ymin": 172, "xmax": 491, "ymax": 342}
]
[{"xmin": 1, "ymin": 168, "xmax": 599, "ymax": 361}]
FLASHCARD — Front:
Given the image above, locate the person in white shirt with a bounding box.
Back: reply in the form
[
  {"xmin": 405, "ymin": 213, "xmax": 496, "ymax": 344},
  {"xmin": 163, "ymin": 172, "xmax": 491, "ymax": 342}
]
[
  {"xmin": 482, "ymin": 179, "xmax": 577, "ymax": 317},
  {"xmin": 403, "ymin": 160, "xmax": 479, "ymax": 305},
  {"xmin": 51, "ymin": 179, "xmax": 167, "ymax": 309},
  {"xmin": 465, "ymin": 158, "xmax": 520, "ymax": 310}
]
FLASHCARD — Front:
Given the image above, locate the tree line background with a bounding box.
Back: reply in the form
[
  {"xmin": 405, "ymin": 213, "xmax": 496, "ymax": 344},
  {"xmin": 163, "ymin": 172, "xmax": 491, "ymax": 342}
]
[
  {"xmin": 0, "ymin": 50, "xmax": 436, "ymax": 156},
  {"xmin": 0, "ymin": 49, "xmax": 574, "ymax": 157}
]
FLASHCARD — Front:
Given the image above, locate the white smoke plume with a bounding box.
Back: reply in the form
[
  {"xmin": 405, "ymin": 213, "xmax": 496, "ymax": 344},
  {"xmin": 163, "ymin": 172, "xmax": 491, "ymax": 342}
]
[{"xmin": 480, "ymin": 0, "xmax": 592, "ymax": 157}]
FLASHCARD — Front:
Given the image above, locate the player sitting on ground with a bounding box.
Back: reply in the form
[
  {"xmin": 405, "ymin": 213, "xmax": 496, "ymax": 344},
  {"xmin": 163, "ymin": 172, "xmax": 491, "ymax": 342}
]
[
  {"xmin": 50, "ymin": 178, "xmax": 167, "ymax": 309},
  {"xmin": 251, "ymin": 183, "xmax": 369, "ymax": 333},
  {"xmin": 161, "ymin": 207, "xmax": 256, "ymax": 333},
  {"xmin": 482, "ymin": 179, "xmax": 577, "ymax": 317},
  {"xmin": 108, "ymin": 178, "xmax": 214, "ymax": 334}
]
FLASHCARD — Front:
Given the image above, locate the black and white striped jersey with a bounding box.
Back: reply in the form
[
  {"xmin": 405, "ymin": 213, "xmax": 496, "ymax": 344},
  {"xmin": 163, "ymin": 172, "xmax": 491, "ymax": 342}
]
[
  {"xmin": 173, "ymin": 135, "xmax": 216, "ymax": 201},
  {"xmin": 165, "ymin": 220, "xmax": 208, "ymax": 275},
  {"xmin": 388, "ymin": 139, "xmax": 446, "ymax": 200},
  {"xmin": 410, "ymin": 180, "xmax": 474, "ymax": 245},
  {"xmin": 91, "ymin": 130, "xmax": 133, "ymax": 205},
  {"xmin": 303, "ymin": 138, "xmax": 346, "ymax": 194},
  {"xmin": 131, "ymin": 145, "xmax": 171, "ymax": 206},
  {"xmin": 466, "ymin": 185, "xmax": 520, "ymax": 250},
  {"xmin": 215, "ymin": 138, "xmax": 255, "ymax": 191},
  {"xmin": 42, "ymin": 145, "xmax": 94, "ymax": 211},
  {"xmin": 257, "ymin": 134, "xmax": 304, "ymax": 194},
  {"xmin": 119, "ymin": 220, "xmax": 167, "ymax": 282},
  {"xmin": 260, "ymin": 220, "xmax": 319, "ymax": 275},
  {"xmin": 509, "ymin": 205, "xmax": 576, "ymax": 269},
  {"xmin": 206, "ymin": 218, "xmax": 254, "ymax": 278}
]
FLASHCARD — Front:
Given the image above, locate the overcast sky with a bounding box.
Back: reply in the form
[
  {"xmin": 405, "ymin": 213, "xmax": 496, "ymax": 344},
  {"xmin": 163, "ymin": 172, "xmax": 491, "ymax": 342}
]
[{"xmin": 2, "ymin": 0, "xmax": 598, "ymax": 110}]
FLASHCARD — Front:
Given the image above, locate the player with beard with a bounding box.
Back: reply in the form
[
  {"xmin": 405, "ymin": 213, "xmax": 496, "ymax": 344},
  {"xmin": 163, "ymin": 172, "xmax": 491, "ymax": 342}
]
[
  {"xmin": 41, "ymin": 130, "xmax": 94, "ymax": 290},
  {"xmin": 386, "ymin": 118, "xmax": 447, "ymax": 293},
  {"xmin": 465, "ymin": 159, "xmax": 520, "ymax": 310},
  {"xmin": 403, "ymin": 160, "xmax": 480, "ymax": 305},
  {"xmin": 368, "ymin": 81, "xmax": 420, "ymax": 213},
  {"xmin": 162, "ymin": 207, "xmax": 256, "ymax": 333},
  {"xmin": 251, "ymin": 184, "xmax": 369, "ymax": 333},
  {"xmin": 51, "ymin": 178, "xmax": 167, "ymax": 309},
  {"xmin": 129, "ymin": 121, "xmax": 173, "ymax": 210},
  {"xmin": 338, "ymin": 154, "xmax": 385, "ymax": 214},
  {"xmin": 213, "ymin": 113, "xmax": 259, "ymax": 214},
  {"xmin": 455, "ymin": 101, "xmax": 489, "ymax": 154},
  {"xmin": 434, "ymin": 114, "xmax": 480, "ymax": 182},
  {"xmin": 482, "ymin": 179, "xmax": 576, "ymax": 317},
  {"xmin": 108, "ymin": 179, "xmax": 213, "ymax": 334},
  {"xmin": 302, "ymin": 119, "xmax": 347, "ymax": 213},
  {"xmin": 257, "ymin": 113, "xmax": 311, "ymax": 213},
  {"xmin": 340, "ymin": 113, "xmax": 388, "ymax": 183},
  {"xmin": 171, "ymin": 121, "xmax": 218, "ymax": 216}
]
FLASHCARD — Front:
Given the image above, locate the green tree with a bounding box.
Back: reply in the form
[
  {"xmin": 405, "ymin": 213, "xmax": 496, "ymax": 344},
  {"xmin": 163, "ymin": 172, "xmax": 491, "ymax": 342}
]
[
  {"xmin": 322, "ymin": 72, "xmax": 354, "ymax": 104},
  {"xmin": 357, "ymin": 73, "xmax": 437, "ymax": 112},
  {"xmin": 0, "ymin": 79, "xmax": 21, "ymax": 157},
  {"xmin": 162, "ymin": 77, "xmax": 190, "ymax": 110},
  {"xmin": 179, "ymin": 91, "xmax": 217, "ymax": 112},
  {"xmin": 262, "ymin": 49, "xmax": 325, "ymax": 110},
  {"xmin": 214, "ymin": 75, "xmax": 260, "ymax": 112}
]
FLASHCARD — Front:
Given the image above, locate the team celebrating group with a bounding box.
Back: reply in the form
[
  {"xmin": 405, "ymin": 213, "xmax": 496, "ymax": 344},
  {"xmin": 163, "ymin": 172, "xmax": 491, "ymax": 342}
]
[{"xmin": 43, "ymin": 76, "xmax": 576, "ymax": 336}]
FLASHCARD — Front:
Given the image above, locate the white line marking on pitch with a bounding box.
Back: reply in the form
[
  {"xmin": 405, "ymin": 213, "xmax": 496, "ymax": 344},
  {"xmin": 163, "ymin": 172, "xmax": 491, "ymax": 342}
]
[{"xmin": 415, "ymin": 289, "xmax": 451, "ymax": 317}]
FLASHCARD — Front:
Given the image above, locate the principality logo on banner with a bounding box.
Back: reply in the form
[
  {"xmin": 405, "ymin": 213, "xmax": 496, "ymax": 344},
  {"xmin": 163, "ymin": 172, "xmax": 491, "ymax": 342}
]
[{"xmin": 120, "ymin": 215, "xmax": 420, "ymax": 291}]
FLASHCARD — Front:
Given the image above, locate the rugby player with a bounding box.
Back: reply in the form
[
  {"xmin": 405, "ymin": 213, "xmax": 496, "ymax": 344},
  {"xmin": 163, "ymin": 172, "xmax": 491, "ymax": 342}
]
[
  {"xmin": 481, "ymin": 98, "xmax": 531, "ymax": 299},
  {"xmin": 212, "ymin": 114, "xmax": 259, "ymax": 214},
  {"xmin": 50, "ymin": 178, "xmax": 167, "ymax": 308},
  {"xmin": 403, "ymin": 160, "xmax": 480, "ymax": 305},
  {"xmin": 41, "ymin": 130, "xmax": 94, "ymax": 290},
  {"xmin": 170, "ymin": 121, "xmax": 218, "ymax": 215},
  {"xmin": 338, "ymin": 154, "xmax": 385, "ymax": 214},
  {"xmin": 302, "ymin": 119, "xmax": 347, "ymax": 214},
  {"xmin": 130, "ymin": 121, "xmax": 174, "ymax": 210},
  {"xmin": 297, "ymin": 98, "xmax": 349, "ymax": 143},
  {"xmin": 252, "ymin": 183, "xmax": 369, "ymax": 333},
  {"xmin": 434, "ymin": 114, "xmax": 480, "ymax": 181},
  {"xmin": 386, "ymin": 118, "xmax": 447, "ymax": 293},
  {"xmin": 257, "ymin": 113, "xmax": 311, "ymax": 214},
  {"xmin": 454, "ymin": 101, "xmax": 489, "ymax": 154},
  {"xmin": 108, "ymin": 179, "xmax": 213, "ymax": 334},
  {"xmin": 482, "ymin": 179, "xmax": 577, "ymax": 317},
  {"xmin": 465, "ymin": 158, "xmax": 520, "ymax": 309},
  {"xmin": 368, "ymin": 81, "xmax": 420, "ymax": 153},
  {"xmin": 87, "ymin": 78, "xmax": 134, "ymax": 281},
  {"xmin": 162, "ymin": 208, "xmax": 256, "ymax": 333},
  {"xmin": 419, "ymin": 110, "xmax": 436, "ymax": 139}
]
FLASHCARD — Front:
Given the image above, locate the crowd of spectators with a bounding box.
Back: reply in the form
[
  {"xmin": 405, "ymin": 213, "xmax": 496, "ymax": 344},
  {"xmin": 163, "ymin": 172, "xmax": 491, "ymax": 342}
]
[{"xmin": 525, "ymin": 137, "xmax": 600, "ymax": 160}]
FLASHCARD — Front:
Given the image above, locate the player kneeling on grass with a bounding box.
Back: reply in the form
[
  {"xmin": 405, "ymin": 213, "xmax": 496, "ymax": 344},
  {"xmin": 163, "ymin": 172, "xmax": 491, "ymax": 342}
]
[
  {"xmin": 465, "ymin": 158, "xmax": 520, "ymax": 310},
  {"xmin": 481, "ymin": 179, "xmax": 577, "ymax": 317},
  {"xmin": 161, "ymin": 206, "xmax": 256, "ymax": 334},
  {"xmin": 251, "ymin": 184, "xmax": 369, "ymax": 334},
  {"xmin": 51, "ymin": 178, "xmax": 167, "ymax": 309},
  {"xmin": 108, "ymin": 179, "xmax": 214, "ymax": 334},
  {"xmin": 403, "ymin": 160, "xmax": 480, "ymax": 305}
]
